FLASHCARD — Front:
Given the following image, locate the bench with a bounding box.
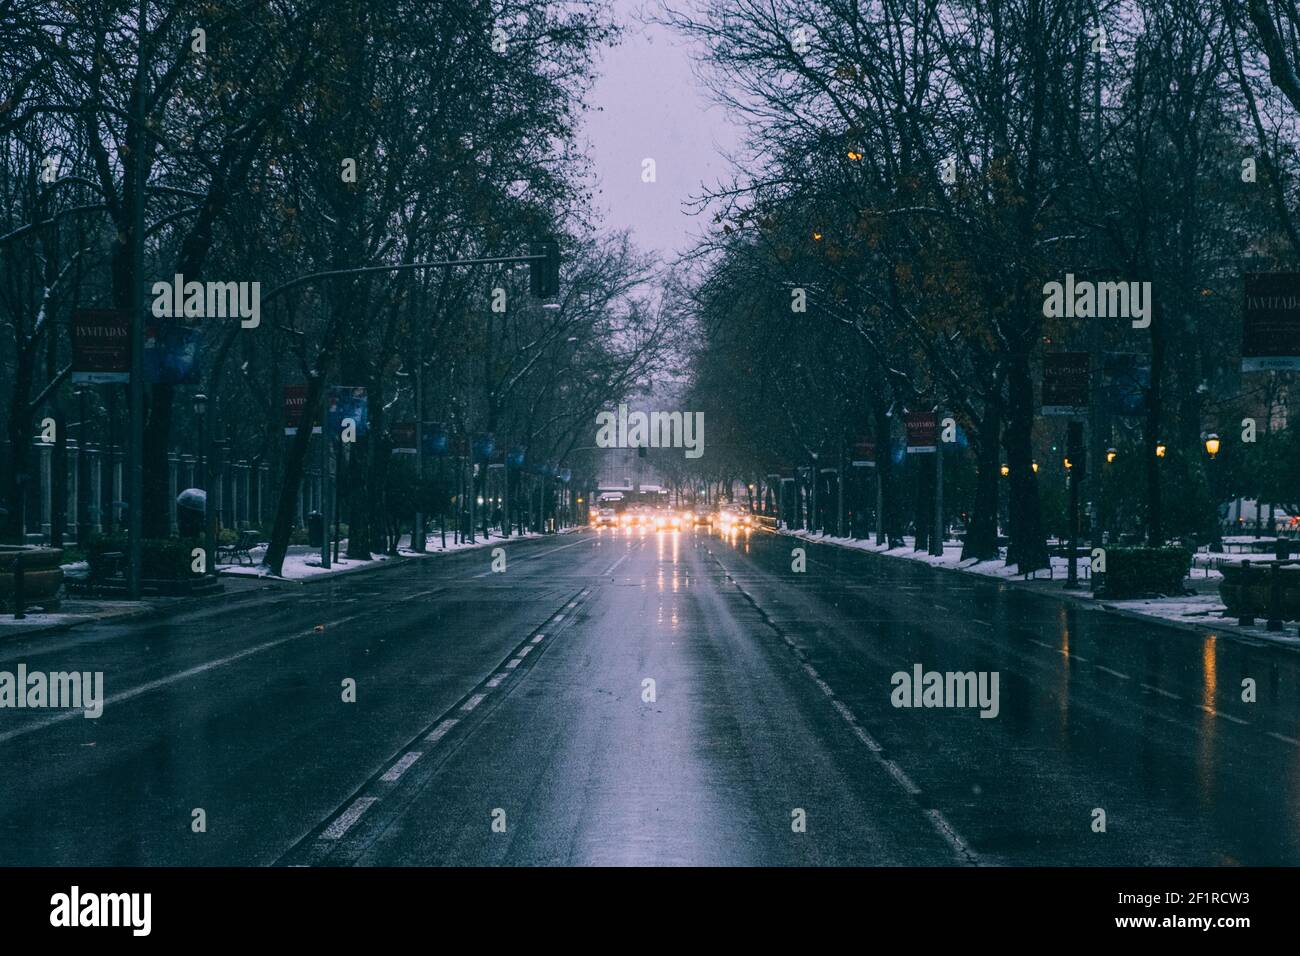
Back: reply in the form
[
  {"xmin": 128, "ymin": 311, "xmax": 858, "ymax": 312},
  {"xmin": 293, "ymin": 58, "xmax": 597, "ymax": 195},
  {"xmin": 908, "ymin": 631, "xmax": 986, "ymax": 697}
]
[
  {"xmin": 1023, "ymin": 546, "xmax": 1092, "ymax": 581},
  {"xmin": 216, "ymin": 530, "xmax": 260, "ymax": 566}
]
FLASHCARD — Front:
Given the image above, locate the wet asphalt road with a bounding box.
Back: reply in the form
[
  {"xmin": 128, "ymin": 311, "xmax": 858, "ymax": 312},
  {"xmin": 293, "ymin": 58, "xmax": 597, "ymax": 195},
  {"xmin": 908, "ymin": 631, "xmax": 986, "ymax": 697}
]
[{"xmin": 1, "ymin": 526, "xmax": 1298, "ymax": 866}]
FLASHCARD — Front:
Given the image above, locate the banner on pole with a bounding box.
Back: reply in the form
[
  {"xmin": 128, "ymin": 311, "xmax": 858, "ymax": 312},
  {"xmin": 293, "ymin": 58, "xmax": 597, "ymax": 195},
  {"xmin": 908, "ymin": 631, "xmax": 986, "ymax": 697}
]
[
  {"xmin": 71, "ymin": 309, "xmax": 130, "ymax": 383},
  {"xmin": 1041, "ymin": 351, "xmax": 1089, "ymax": 416},
  {"xmin": 905, "ymin": 413, "xmax": 937, "ymax": 453},
  {"xmin": 283, "ymin": 385, "xmax": 321, "ymax": 435},
  {"xmin": 391, "ymin": 422, "xmax": 417, "ymax": 454},
  {"xmin": 422, "ymin": 422, "xmax": 450, "ymax": 458},
  {"xmin": 851, "ymin": 438, "xmax": 876, "ymax": 467},
  {"xmin": 1243, "ymin": 273, "xmax": 1300, "ymax": 372},
  {"xmin": 1102, "ymin": 353, "xmax": 1149, "ymax": 418},
  {"xmin": 325, "ymin": 386, "xmax": 368, "ymax": 437},
  {"xmin": 144, "ymin": 319, "xmax": 203, "ymax": 385}
]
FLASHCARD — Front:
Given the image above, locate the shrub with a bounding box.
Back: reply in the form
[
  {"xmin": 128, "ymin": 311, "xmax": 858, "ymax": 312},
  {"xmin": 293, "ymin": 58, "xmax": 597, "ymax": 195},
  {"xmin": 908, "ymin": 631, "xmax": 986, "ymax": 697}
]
[
  {"xmin": 88, "ymin": 534, "xmax": 203, "ymax": 580},
  {"xmin": 1098, "ymin": 546, "xmax": 1192, "ymax": 599}
]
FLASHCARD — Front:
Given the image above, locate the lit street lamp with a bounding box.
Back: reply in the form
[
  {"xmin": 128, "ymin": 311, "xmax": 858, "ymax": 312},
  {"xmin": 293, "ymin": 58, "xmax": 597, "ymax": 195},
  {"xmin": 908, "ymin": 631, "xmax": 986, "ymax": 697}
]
[{"xmin": 1204, "ymin": 433, "xmax": 1223, "ymax": 553}]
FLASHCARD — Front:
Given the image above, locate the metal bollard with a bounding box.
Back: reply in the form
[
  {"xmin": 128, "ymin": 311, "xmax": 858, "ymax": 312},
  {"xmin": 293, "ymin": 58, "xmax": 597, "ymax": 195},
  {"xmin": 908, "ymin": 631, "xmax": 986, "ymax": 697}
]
[
  {"xmin": 1267, "ymin": 561, "xmax": 1283, "ymax": 632},
  {"xmin": 12, "ymin": 552, "xmax": 24, "ymax": 620},
  {"xmin": 1238, "ymin": 559, "xmax": 1255, "ymax": 627}
]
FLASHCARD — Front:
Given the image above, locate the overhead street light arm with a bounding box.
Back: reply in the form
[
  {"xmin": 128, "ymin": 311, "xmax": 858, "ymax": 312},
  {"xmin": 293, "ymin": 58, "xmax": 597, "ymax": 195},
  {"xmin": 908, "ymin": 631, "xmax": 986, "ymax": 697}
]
[{"xmin": 262, "ymin": 252, "xmax": 552, "ymax": 306}]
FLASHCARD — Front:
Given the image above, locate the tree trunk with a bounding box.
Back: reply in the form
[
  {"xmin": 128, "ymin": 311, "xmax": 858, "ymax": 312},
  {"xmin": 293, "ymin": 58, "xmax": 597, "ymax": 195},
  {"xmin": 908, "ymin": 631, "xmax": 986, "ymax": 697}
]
[
  {"xmin": 962, "ymin": 403, "xmax": 1002, "ymax": 561},
  {"xmin": 1005, "ymin": 353, "xmax": 1048, "ymax": 571}
]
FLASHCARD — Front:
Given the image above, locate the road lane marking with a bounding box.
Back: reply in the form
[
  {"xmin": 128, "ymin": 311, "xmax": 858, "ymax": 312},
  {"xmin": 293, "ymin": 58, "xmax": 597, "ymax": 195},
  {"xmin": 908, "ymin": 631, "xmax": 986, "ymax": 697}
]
[
  {"xmin": 486, "ymin": 673, "xmax": 509, "ymax": 688},
  {"xmin": 552, "ymin": 613, "xmax": 565, "ymax": 623},
  {"xmin": 505, "ymin": 658, "xmax": 521, "ymax": 669},
  {"xmin": 461, "ymin": 693, "xmax": 487, "ymax": 711},
  {"xmin": 321, "ymin": 797, "xmax": 378, "ymax": 840},
  {"xmin": 0, "ymin": 618, "xmax": 366, "ymax": 745},
  {"xmin": 1201, "ymin": 705, "xmax": 1248, "ymax": 725},
  {"xmin": 425, "ymin": 718, "xmax": 458, "ymax": 744},
  {"xmin": 1095, "ymin": 666, "xmax": 1131, "ymax": 680},
  {"xmin": 1267, "ymin": 731, "xmax": 1299, "ymax": 747},
  {"xmin": 849, "ymin": 724, "xmax": 883, "ymax": 752},
  {"xmin": 380, "ymin": 752, "xmax": 422, "ymax": 782},
  {"xmin": 470, "ymin": 536, "xmax": 594, "ymax": 577},
  {"xmin": 710, "ymin": 546, "xmax": 980, "ymax": 866},
  {"xmin": 883, "ymin": 759, "xmax": 921, "ymax": 795},
  {"xmin": 926, "ymin": 809, "xmax": 979, "ymax": 864},
  {"xmin": 1141, "ymin": 683, "xmax": 1180, "ymax": 700},
  {"xmin": 530, "ymin": 634, "xmax": 545, "ymax": 643},
  {"xmin": 517, "ymin": 645, "xmax": 533, "ymax": 658}
]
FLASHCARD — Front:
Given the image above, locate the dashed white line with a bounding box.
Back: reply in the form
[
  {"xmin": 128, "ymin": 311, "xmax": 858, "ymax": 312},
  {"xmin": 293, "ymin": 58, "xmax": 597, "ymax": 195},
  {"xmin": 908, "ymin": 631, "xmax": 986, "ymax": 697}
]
[
  {"xmin": 517, "ymin": 645, "xmax": 533, "ymax": 658},
  {"xmin": 831, "ymin": 699, "xmax": 857, "ymax": 725},
  {"xmin": 849, "ymin": 723, "xmax": 883, "ymax": 752},
  {"xmin": 1267, "ymin": 731, "xmax": 1299, "ymax": 747},
  {"xmin": 1141, "ymin": 683, "xmax": 1181, "ymax": 700},
  {"xmin": 1201, "ymin": 706, "xmax": 1248, "ymax": 725},
  {"xmin": 530, "ymin": 634, "xmax": 545, "ymax": 644},
  {"xmin": 926, "ymin": 809, "xmax": 978, "ymax": 864},
  {"xmin": 321, "ymin": 797, "xmax": 378, "ymax": 840},
  {"xmin": 0, "ymin": 620, "xmax": 364, "ymax": 745},
  {"xmin": 380, "ymin": 752, "xmax": 422, "ymax": 782},
  {"xmin": 1095, "ymin": 665, "xmax": 1131, "ymax": 680},
  {"xmin": 424, "ymin": 718, "xmax": 458, "ymax": 744},
  {"xmin": 505, "ymin": 658, "xmax": 521, "ymax": 669},
  {"xmin": 883, "ymin": 759, "xmax": 922, "ymax": 795},
  {"xmin": 485, "ymin": 673, "xmax": 508, "ymax": 688},
  {"xmin": 461, "ymin": 693, "xmax": 487, "ymax": 712}
]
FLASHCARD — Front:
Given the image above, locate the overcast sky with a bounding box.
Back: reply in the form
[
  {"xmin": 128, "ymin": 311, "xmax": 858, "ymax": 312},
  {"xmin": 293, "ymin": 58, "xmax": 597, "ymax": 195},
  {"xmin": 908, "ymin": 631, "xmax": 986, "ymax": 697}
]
[{"xmin": 581, "ymin": 1, "xmax": 742, "ymax": 263}]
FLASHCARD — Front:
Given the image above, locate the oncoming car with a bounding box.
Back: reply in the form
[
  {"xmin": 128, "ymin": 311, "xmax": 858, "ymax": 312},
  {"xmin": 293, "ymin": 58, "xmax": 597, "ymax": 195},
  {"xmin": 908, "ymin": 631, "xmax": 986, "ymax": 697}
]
[{"xmin": 716, "ymin": 504, "xmax": 754, "ymax": 531}]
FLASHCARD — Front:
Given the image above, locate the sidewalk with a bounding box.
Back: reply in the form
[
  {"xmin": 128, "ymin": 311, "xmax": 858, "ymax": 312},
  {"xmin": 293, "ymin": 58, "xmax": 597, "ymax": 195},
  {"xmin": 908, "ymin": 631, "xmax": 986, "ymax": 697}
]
[
  {"xmin": 0, "ymin": 527, "xmax": 572, "ymax": 639},
  {"xmin": 776, "ymin": 527, "xmax": 1300, "ymax": 652}
]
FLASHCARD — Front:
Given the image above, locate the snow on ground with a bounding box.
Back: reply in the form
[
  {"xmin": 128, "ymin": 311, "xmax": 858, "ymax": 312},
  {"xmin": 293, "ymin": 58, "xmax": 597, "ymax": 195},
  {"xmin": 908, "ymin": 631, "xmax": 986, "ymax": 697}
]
[
  {"xmin": 218, "ymin": 531, "xmax": 549, "ymax": 580},
  {"xmin": 778, "ymin": 527, "xmax": 1300, "ymax": 647}
]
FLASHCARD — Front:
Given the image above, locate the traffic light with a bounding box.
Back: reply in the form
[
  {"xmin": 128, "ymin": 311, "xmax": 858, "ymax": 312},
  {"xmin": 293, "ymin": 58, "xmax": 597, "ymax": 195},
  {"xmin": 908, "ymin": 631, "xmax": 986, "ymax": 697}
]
[{"xmin": 529, "ymin": 239, "xmax": 560, "ymax": 299}]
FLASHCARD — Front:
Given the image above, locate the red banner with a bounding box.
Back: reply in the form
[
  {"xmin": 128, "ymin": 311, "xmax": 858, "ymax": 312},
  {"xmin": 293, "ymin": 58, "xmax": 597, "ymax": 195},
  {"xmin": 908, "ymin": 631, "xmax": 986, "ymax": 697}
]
[
  {"xmin": 905, "ymin": 413, "xmax": 937, "ymax": 453},
  {"xmin": 71, "ymin": 309, "xmax": 130, "ymax": 383}
]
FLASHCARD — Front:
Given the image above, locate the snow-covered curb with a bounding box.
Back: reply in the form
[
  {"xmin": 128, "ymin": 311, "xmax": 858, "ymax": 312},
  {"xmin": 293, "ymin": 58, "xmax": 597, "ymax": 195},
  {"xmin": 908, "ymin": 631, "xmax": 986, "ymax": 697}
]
[
  {"xmin": 218, "ymin": 530, "xmax": 559, "ymax": 581},
  {"xmin": 774, "ymin": 527, "xmax": 1300, "ymax": 650}
]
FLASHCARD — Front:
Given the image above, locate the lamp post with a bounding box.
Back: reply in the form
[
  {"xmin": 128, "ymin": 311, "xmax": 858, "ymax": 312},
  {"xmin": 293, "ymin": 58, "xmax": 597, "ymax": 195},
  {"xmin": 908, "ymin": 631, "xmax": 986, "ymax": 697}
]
[
  {"xmin": 194, "ymin": 392, "xmax": 215, "ymax": 576},
  {"xmin": 1204, "ymin": 433, "xmax": 1223, "ymax": 553}
]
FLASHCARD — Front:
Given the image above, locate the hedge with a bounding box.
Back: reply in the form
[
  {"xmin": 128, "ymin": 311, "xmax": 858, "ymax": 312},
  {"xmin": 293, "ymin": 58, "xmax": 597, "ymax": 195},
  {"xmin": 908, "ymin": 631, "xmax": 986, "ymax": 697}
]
[{"xmin": 1097, "ymin": 546, "xmax": 1192, "ymax": 599}]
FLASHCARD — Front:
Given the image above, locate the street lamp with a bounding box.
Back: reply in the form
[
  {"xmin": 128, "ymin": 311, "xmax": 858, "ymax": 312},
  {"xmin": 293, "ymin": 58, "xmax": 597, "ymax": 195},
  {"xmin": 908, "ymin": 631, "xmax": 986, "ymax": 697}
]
[
  {"xmin": 1204, "ymin": 433, "xmax": 1223, "ymax": 553},
  {"xmin": 1106, "ymin": 448, "xmax": 1117, "ymax": 464},
  {"xmin": 1063, "ymin": 457, "xmax": 1073, "ymax": 472},
  {"xmin": 1155, "ymin": 441, "xmax": 1167, "ymax": 459},
  {"xmin": 1031, "ymin": 461, "xmax": 1040, "ymax": 474},
  {"xmin": 1000, "ymin": 464, "xmax": 1009, "ymax": 477}
]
